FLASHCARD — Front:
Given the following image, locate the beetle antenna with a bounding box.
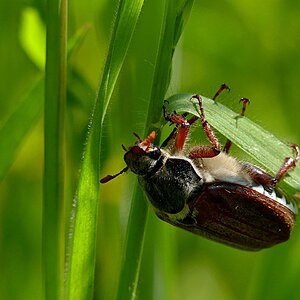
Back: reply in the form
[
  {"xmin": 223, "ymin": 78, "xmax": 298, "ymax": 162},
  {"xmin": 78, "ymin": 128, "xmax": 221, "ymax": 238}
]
[
  {"xmin": 100, "ymin": 166, "xmax": 129, "ymax": 184},
  {"xmin": 122, "ymin": 144, "xmax": 127, "ymax": 151},
  {"xmin": 133, "ymin": 132, "xmax": 142, "ymax": 142}
]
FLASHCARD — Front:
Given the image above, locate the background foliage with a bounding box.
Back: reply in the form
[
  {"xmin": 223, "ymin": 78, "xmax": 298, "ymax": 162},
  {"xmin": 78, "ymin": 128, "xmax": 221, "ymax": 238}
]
[{"xmin": 1, "ymin": 0, "xmax": 300, "ymax": 299}]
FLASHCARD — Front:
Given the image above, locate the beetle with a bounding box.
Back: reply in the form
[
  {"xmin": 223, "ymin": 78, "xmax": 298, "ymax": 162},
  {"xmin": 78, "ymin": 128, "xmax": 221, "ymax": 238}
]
[{"xmin": 101, "ymin": 85, "xmax": 299, "ymax": 251}]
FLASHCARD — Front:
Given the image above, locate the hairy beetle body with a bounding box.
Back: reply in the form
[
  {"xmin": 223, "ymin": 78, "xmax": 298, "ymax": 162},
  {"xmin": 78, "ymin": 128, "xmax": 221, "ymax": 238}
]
[
  {"xmin": 128, "ymin": 146, "xmax": 297, "ymax": 251},
  {"xmin": 101, "ymin": 87, "xmax": 299, "ymax": 251}
]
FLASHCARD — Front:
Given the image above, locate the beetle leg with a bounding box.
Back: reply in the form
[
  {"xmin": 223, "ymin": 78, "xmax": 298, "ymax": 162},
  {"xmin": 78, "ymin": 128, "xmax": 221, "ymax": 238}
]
[
  {"xmin": 166, "ymin": 93, "xmax": 223, "ymax": 152},
  {"xmin": 242, "ymin": 163, "xmax": 277, "ymax": 188},
  {"xmin": 239, "ymin": 97, "xmax": 250, "ymax": 116},
  {"xmin": 180, "ymin": 84, "xmax": 229, "ymax": 156},
  {"xmin": 162, "ymin": 84, "xmax": 230, "ymax": 151},
  {"xmin": 274, "ymin": 144, "xmax": 299, "ymax": 183},
  {"xmin": 165, "ymin": 118, "xmax": 190, "ymax": 151},
  {"xmin": 223, "ymin": 98, "xmax": 250, "ymax": 153},
  {"xmin": 187, "ymin": 84, "xmax": 230, "ymax": 125},
  {"xmin": 212, "ymin": 83, "xmax": 230, "ymax": 101},
  {"xmin": 191, "ymin": 95, "xmax": 221, "ymax": 153},
  {"xmin": 243, "ymin": 144, "xmax": 299, "ymax": 188},
  {"xmin": 223, "ymin": 140, "xmax": 232, "ymax": 154},
  {"xmin": 189, "ymin": 145, "xmax": 221, "ymax": 159},
  {"xmin": 163, "ymin": 102, "xmax": 193, "ymax": 151}
]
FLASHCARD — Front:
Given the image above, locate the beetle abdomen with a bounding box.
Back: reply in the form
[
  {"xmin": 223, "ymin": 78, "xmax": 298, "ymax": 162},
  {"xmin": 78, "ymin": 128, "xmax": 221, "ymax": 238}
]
[{"xmin": 158, "ymin": 182, "xmax": 295, "ymax": 251}]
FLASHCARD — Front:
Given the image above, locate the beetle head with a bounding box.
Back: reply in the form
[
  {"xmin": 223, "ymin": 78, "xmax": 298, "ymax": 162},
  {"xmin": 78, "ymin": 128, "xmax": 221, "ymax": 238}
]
[
  {"xmin": 100, "ymin": 131, "xmax": 162, "ymax": 183},
  {"xmin": 124, "ymin": 132, "xmax": 162, "ymax": 176}
]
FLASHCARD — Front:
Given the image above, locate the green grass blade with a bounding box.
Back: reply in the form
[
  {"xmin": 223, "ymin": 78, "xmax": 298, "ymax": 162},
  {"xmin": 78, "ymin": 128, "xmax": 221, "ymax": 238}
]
[
  {"xmin": 147, "ymin": 0, "xmax": 194, "ymax": 130},
  {"xmin": 43, "ymin": 0, "xmax": 67, "ymax": 298},
  {"xmin": 166, "ymin": 93, "xmax": 300, "ymax": 194},
  {"xmin": 116, "ymin": 1, "xmax": 194, "ymax": 299},
  {"xmin": 65, "ymin": 1, "xmax": 145, "ymax": 299},
  {"xmin": 100, "ymin": 0, "xmax": 146, "ymax": 124},
  {"xmin": 116, "ymin": 182, "xmax": 149, "ymax": 300},
  {"xmin": 173, "ymin": 0, "xmax": 194, "ymax": 49}
]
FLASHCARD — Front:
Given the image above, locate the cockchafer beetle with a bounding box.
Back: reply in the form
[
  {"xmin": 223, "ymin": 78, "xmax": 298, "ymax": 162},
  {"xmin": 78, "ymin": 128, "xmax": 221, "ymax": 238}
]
[{"xmin": 101, "ymin": 84, "xmax": 299, "ymax": 251}]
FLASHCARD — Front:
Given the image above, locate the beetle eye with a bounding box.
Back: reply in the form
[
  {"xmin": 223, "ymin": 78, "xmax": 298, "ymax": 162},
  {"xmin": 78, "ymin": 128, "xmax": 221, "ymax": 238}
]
[{"xmin": 147, "ymin": 148, "xmax": 161, "ymax": 160}]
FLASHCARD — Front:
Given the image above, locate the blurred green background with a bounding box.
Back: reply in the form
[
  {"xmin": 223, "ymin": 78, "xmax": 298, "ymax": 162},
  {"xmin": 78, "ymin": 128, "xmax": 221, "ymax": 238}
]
[{"xmin": 1, "ymin": 0, "xmax": 300, "ymax": 299}]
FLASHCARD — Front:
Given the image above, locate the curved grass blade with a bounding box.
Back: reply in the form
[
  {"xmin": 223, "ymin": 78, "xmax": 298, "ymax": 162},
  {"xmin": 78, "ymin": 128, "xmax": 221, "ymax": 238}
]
[
  {"xmin": 166, "ymin": 93, "xmax": 300, "ymax": 194},
  {"xmin": 65, "ymin": 1, "xmax": 145, "ymax": 299},
  {"xmin": 116, "ymin": 1, "xmax": 194, "ymax": 299}
]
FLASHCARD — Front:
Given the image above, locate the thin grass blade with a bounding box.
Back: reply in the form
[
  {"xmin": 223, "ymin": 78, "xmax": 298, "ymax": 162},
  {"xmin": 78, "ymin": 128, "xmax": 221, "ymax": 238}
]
[
  {"xmin": 43, "ymin": 0, "xmax": 68, "ymax": 299},
  {"xmin": 116, "ymin": 1, "xmax": 194, "ymax": 299},
  {"xmin": 65, "ymin": 1, "xmax": 145, "ymax": 299}
]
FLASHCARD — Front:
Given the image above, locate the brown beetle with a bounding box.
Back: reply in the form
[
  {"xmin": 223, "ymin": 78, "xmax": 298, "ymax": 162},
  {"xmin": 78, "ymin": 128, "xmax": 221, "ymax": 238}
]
[{"xmin": 101, "ymin": 85, "xmax": 299, "ymax": 251}]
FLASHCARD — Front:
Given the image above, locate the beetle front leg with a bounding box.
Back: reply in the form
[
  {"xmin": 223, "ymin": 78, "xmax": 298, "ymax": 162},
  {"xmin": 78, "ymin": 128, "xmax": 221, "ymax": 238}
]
[
  {"xmin": 162, "ymin": 85, "xmax": 229, "ymax": 152},
  {"xmin": 163, "ymin": 103, "xmax": 192, "ymax": 151}
]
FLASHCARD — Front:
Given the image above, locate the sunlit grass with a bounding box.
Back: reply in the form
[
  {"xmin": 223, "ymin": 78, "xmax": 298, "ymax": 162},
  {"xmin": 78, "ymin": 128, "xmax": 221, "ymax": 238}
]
[{"xmin": 1, "ymin": 1, "xmax": 300, "ymax": 299}]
